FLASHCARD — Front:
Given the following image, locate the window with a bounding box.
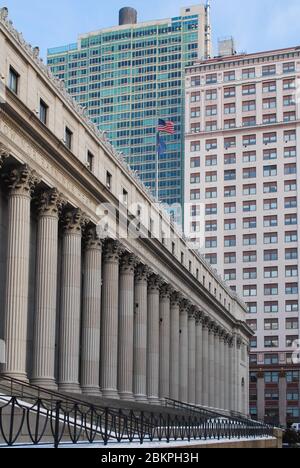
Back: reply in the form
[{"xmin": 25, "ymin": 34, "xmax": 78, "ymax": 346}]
[
  {"xmin": 224, "ymin": 103, "xmax": 236, "ymax": 115},
  {"xmin": 263, "ymin": 81, "xmax": 276, "ymax": 93},
  {"xmin": 224, "ymin": 219, "xmax": 236, "ymax": 230},
  {"xmin": 206, "ymin": 188, "xmax": 217, "ymax": 199},
  {"xmin": 263, "ymin": 114, "xmax": 277, "ymax": 124},
  {"xmin": 264, "ymin": 233, "xmax": 278, "ymax": 244},
  {"xmin": 242, "ymin": 68, "xmax": 255, "ymax": 79},
  {"xmin": 191, "ymin": 92, "xmax": 201, "ymax": 102},
  {"xmin": 224, "ymin": 252, "xmax": 236, "ymax": 264},
  {"xmin": 243, "ymin": 151, "xmax": 256, "ymax": 163},
  {"xmin": 206, "ymin": 155, "xmax": 217, "ymax": 166},
  {"xmin": 87, "ymin": 151, "xmax": 94, "ymax": 172},
  {"xmin": 264, "ymin": 335, "xmax": 279, "ymax": 347},
  {"xmin": 247, "ymin": 320, "xmax": 257, "ymax": 332},
  {"xmin": 243, "ymin": 201, "xmax": 256, "ymax": 212},
  {"xmin": 206, "ymin": 105, "xmax": 217, "ymax": 116},
  {"xmin": 190, "ymin": 189, "xmax": 200, "ymax": 200},
  {"xmin": 122, "ymin": 188, "xmax": 128, "ymax": 206},
  {"xmin": 286, "ymin": 335, "xmax": 298, "ymax": 348},
  {"xmin": 242, "ymin": 84, "xmax": 256, "ymax": 95},
  {"xmin": 224, "ymin": 186, "xmax": 236, "ymax": 197},
  {"xmin": 243, "ymin": 285, "xmax": 257, "ymax": 297},
  {"xmin": 264, "ymin": 354, "xmax": 279, "ymax": 365},
  {"xmin": 191, "ymin": 173, "xmax": 201, "ymax": 184},
  {"xmin": 263, "ymin": 149, "xmax": 277, "ymax": 161},
  {"xmin": 243, "ymin": 134, "xmax": 256, "ymax": 146},
  {"xmin": 284, "ymin": 130, "xmax": 296, "ymax": 142},
  {"xmin": 224, "ymin": 119, "xmax": 236, "ymax": 129},
  {"xmin": 264, "ymin": 216, "xmax": 277, "ymax": 228},
  {"xmin": 243, "ymin": 184, "xmax": 256, "ymax": 196},
  {"xmin": 285, "ymin": 197, "xmax": 297, "ymax": 209},
  {"xmin": 224, "ymin": 87, "xmax": 236, "ymax": 98},
  {"xmin": 285, "ymin": 214, "xmax": 297, "ymax": 226},
  {"xmin": 224, "ymin": 71, "xmax": 235, "ymax": 82},
  {"xmin": 224, "ymin": 153, "xmax": 236, "ymax": 165},
  {"xmin": 264, "ymin": 165, "xmax": 277, "ymax": 177},
  {"xmin": 285, "ymin": 180, "xmax": 297, "ymax": 192},
  {"xmin": 286, "ymin": 266, "xmax": 298, "ymax": 278},
  {"xmin": 205, "ymin": 121, "xmax": 217, "ymax": 132},
  {"xmin": 206, "ymin": 73, "xmax": 217, "ymax": 84},
  {"xmin": 247, "ymin": 303, "xmax": 257, "ymax": 314},
  {"xmin": 243, "ymin": 217, "xmax": 256, "ymax": 229},
  {"xmin": 263, "ymin": 132, "xmax": 277, "ymax": 144},
  {"xmin": 264, "ymin": 250, "xmax": 278, "ymax": 261},
  {"xmin": 265, "ymin": 372, "xmax": 279, "ymax": 383},
  {"xmin": 286, "ymin": 301, "xmax": 299, "ymax": 313},
  {"xmin": 205, "ymin": 237, "xmax": 217, "ymax": 248},
  {"xmin": 250, "ymin": 337, "xmax": 257, "ymax": 349},
  {"xmin": 286, "ymin": 283, "xmax": 298, "ymax": 295},
  {"xmin": 205, "ymin": 171, "xmax": 217, "ymax": 183},
  {"xmin": 264, "ymin": 182, "xmax": 277, "ymax": 194},
  {"xmin": 191, "ymin": 141, "xmax": 200, "ymax": 152},
  {"xmin": 224, "ymin": 137, "xmax": 236, "ymax": 148},
  {"xmin": 286, "ymin": 248, "xmax": 298, "ymax": 260},
  {"xmin": 224, "ymin": 202, "xmax": 236, "ymax": 214},
  {"xmin": 39, "ymin": 99, "xmax": 48, "ymax": 125},
  {"xmin": 205, "ymin": 254, "xmax": 217, "ymax": 265},
  {"xmin": 243, "ymin": 116, "xmax": 256, "ymax": 127},
  {"xmin": 250, "ymin": 372, "xmax": 257, "ymax": 383},
  {"xmin": 263, "ymin": 98, "xmax": 276, "ymax": 109},
  {"xmin": 224, "ymin": 269, "xmax": 236, "ymax": 281},
  {"xmin": 286, "ymin": 318, "xmax": 299, "ymax": 330},
  {"xmin": 265, "ymin": 320, "xmax": 279, "ymax": 331},
  {"xmin": 283, "ymin": 78, "xmax": 295, "ymax": 90},
  {"xmin": 264, "ymin": 302, "xmax": 278, "ymax": 313},
  {"xmin": 264, "ymin": 284, "xmax": 278, "ymax": 296},
  {"xmin": 264, "ymin": 267, "xmax": 278, "ymax": 279},
  {"xmin": 285, "ymin": 231, "xmax": 297, "ymax": 243},
  {"xmin": 243, "ymin": 234, "xmax": 257, "ymax": 247},
  {"xmin": 286, "ymin": 371, "xmax": 300, "ymax": 383},
  {"xmin": 243, "ymin": 251, "xmax": 257, "ymax": 263},
  {"xmin": 191, "ymin": 107, "xmax": 201, "ymax": 118},
  {"xmin": 243, "ymin": 167, "xmax": 256, "ymax": 179},
  {"xmin": 287, "ymin": 392, "xmax": 299, "ymax": 402},
  {"xmin": 224, "ymin": 169, "xmax": 236, "ymax": 181},
  {"xmin": 284, "ymin": 111, "xmax": 296, "ymax": 122},
  {"xmin": 283, "ymin": 62, "xmax": 295, "ymax": 73},
  {"xmin": 284, "ymin": 147, "xmax": 296, "ymax": 158},
  {"xmin": 244, "ymin": 268, "xmax": 257, "ymax": 280},
  {"xmin": 206, "ymin": 89, "xmax": 217, "ymax": 101},
  {"xmin": 65, "ymin": 127, "xmax": 73, "ymax": 150},
  {"xmin": 265, "ymin": 390, "xmax": 279, "ymax": 401},
  {"xmin": 206, "ymin": 139, "xmax": 217, "ymax": 151},
  {"xmin": 205, "ymin": 220, "xmax": 217, "ymax": 232},
  {"xmin": 224, "ymin": 235, "xmax": 236, "ymax": 247},
  {"xmin": 190, "ymin": 157, "xmax": 200, "ymax": 168},
  {"xmin": 106, "ymin": 171, "xmax": 112, "ymax": 190},
  {"xmin": 205, "ymin": 204, "xmax": 217, "ymax": 215},
  {"xmin": 285, "ymin": 163, "xmax": 297, "ymax": 175},
  {"xmin": 243, "ymin": 100, "xmax": 256, "ymax": 112},
  {"xmin": 264, "ymin": 198, "xmax": 277, "ymax": 210},
  {"xmin": 9, "ymin": 67, "xmax": 19, "ymax": 94},
  {"xmin": 262, "ymin": 65, "xmax": 276, "ymax": 76}
]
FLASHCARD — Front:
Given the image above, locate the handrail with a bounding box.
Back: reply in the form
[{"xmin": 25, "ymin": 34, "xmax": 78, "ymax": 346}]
[{"xmin": 0, "ymin": 376, "xmax": 274, "ymax": 447}]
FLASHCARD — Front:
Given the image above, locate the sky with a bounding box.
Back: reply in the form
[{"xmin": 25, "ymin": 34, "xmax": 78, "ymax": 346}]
[{"xmin": 2, "ymin": 0, "xmax": 300, "ymax": 59}]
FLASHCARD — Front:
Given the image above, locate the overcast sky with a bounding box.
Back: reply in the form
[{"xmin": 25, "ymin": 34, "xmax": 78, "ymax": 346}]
[{"xmin": 3, "ymin": 0, "xmax": 300, "ymax": 58}]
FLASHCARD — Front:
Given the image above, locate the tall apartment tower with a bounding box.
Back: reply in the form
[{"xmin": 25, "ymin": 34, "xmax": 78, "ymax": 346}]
[
  {"xmin": 47, "ymin": 4, "xmax": 211, "ymax": 209},
  {"xmin": 185, "ymin": 47, "xmax": 300, "ymax": 427}
]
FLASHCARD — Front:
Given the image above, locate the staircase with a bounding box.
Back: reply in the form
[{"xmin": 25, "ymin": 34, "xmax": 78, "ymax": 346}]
[{"xmin": 0, "ymin": 376, "xmax": 273, "ymax": 447}]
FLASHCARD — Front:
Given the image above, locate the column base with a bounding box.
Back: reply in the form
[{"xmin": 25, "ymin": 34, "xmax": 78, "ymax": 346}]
[
  {"xmin": 81, "ymin": 387, "xmax": 102, "ymax": 397},
  {"xmin": 58, "ymin": 382, "xmax": 82, "ymax": 394},
  {"xmin": 101, "ymin": 388, "xmax": 120, "ymax": 400},
  {"xmin": 119, "ymin": 391, "xmax": 135, "ymax": 402},
  {"xmin": 30, "ymin": 378, "xmax": 58, "ymax": 391},
  {"xmin": 147, "ymin": 396, "xmax": 160, "ymax": 406},
  {"xmin": 1, "ymin": 372, "xmax": 29, "ymax": 383},
  {"xmin": 134, "ymin": 394, "xmax": 148, "ymax": 404}
]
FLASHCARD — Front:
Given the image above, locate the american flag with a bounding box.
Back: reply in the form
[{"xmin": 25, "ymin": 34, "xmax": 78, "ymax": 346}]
[{"xmin": 158, "ymin": 119, "xmax": 175, "ymax": 135}]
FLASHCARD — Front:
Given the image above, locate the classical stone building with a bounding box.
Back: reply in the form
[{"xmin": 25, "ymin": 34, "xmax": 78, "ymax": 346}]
[{"xmin": 0, "ymin": 8, "xmax": 251, "ymax": 414}]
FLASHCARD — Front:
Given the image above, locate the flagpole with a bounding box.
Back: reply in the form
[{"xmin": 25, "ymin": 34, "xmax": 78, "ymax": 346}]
[{"xmin": 156, "ymin": 131, "xmax": 159, "ymax": 200}]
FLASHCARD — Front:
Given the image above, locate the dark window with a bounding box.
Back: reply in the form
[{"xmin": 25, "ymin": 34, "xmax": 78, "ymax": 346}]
[
  {"xmin": 65, "ymin": 127, "xmax": 73, "ymax": 150},
  {"xmin": 39, "ymin": 99, "xmax": 48, "ymax": 125},
  {"xmin": 9, "ymin": 67, "xmax": 19, "ymax": 94},
  {"xmin": 106, "ymin": 171, "xmax": 112, "ymax": 190},
  {"xmin": 87, "ymin": 151, "xmax": 94, "ymax": 172}
]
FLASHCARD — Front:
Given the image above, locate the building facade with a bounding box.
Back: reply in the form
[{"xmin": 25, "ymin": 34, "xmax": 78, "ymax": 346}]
[
  {"xmin": 0, "ymin": 8, "xmax": 250, "ymax": 414},
  {"xmin": 47, "ymin": 4, "xmax": 211, "ymax": 209},
  {"xmin": 185, "ymin": 48, "xmax": 300, "ymax": 426}
]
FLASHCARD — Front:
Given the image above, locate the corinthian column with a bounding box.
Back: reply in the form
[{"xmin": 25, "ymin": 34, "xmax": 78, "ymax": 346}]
[
  {"xmin": 31, "ymin": 188, "xmax": 63, "ymax": 389},
  {"xmin": 59, "ymin": 209, "xmax": 86, "ymax": 393},
  {"xmin": 208, "ymin": 322, "xmax": 216, "ymax": 408},
  {"xmin": 81, "ymin": 227, "xmax": 102, "ymax": 396},
  {"xmin": 100, "ymin": 239, "xmax": 123, "ymax": 399},
  {"xmin": 179, "ymin": 300, "xmax": 189, "ymax": 403},
  {"xmin": 133, "ymin": 264, "xmax": 149, "ymax": 402},
  {"xmin": 202, "ymin": 317, "xmax": 209, "ymax": 407},
  {"xmin": 147, "ymin": 274, "xmax": 161, "ymax": 405},
  {"xmin": 188, "ymin": 309, "xmax": 196, "ymax": 405},
  {"xmin": 118, "ymin": 253, "xmax": 137, "ymax": 401},
  {"xmin": 2, "ymin": 165, "xmax": 39, "ymax": 380},
  {"xmin": 195, "ymin": 312, "xmax": 203, "ymax": 406},
  {"xmin": 170, "ymin": 293, "xmax": 181, "ymax": 401},
  {"xmin": 159, "ymin": 285, "xmax": 171, "ymax": 402},
  {"xmin": 214, "ymin": 327, "xmax": 221, "ymax": 409}
]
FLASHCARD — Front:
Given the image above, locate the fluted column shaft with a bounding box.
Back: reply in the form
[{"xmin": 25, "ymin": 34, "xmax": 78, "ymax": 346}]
[
  {"xmin": 179, "ymin": 306, "xmax": 188, "ymax": 403},
  {"xmin": 32, "ymin": 189, "xmax": 62, "ymax": 389},
  {"xmin": 159, "ymin": 287, "xmax": 171, "ymax": 401},
  {"xmin": 220, "ymin": 336, "xmax": 226, "ymax": 410},
  {"xmin": 208, "ymin": 325, "xmax": 215, "ymax": 408},
  {"xmin": 225, "ymin": 339, "xmax": 230, "ymax": 410},
  {"xmin": 118, "ymin": 254, "xmax": 136, "ymax": 401},
  {"xmin": 100, "ymin": 239, "xmax": 122, "ymax": 399},
  {"xmin": 202, "ymin": 322, "xmax": 209, "ymax": 407},
  {"xmin": 214, "ymin": 330, "xmax": 220, "ymax": 408},
  {"xmin": 147, "ymin": 276, "xmax": 161, "ymax": 404},
  {"xmin": 81, "ymin": 229, "xmax": 102, "ymax": 395},
  {"xmin": 133, "ymin": 265, "xmax": 148, "ymax": 402},
  {"xmin": 59, "ymin": 209, "xmax": 85, "ymax": 393},
  {"xmin": 188, "ymin": 312, "xmax": 196, "ymax": 405},
  {"xmin": 3, "ymin": 165, "xmax": 39, "ymax": 380},
  {"xmin": 195, "ymin": 315, "xmax": 203, "ymax": 406},
  {"xmin": 170, "ymin": 295, "xmax": 180, "ymax": 401}
]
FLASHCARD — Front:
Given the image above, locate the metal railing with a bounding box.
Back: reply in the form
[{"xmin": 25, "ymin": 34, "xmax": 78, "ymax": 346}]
[{"xmin": 0, "ymin": 376, "xmax": 274, "ymax": 448}]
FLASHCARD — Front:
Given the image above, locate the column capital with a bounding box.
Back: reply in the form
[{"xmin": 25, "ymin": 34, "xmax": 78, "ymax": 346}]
[
  {"xmin": 103, "ymin": 238, "xmax": 124, "ymax": 262},
  {"xmin": 180, "ymin": 298, "xmax": 192, "ymax": 314},
  {"xmin": 0, "ymin": 143, "xmax": 9, "ymax": 169},
  {"xmin": 36, "ymin": 188, "xmax": 65, "ymax": 218},
  {"xmin": 3, "ymin": 164, "xmax": 40, "ymax": 196},
  {"xmin": 120, "ymin": 252, "xmax": 138, "ymax": 274},
  {"xmin": 188, "ymin": 305, "xmax": 197, "ymax": 320},
  {"xmin": 208, "ymin": 319, "xmax": 217, "ymax": 334},
  {"xmin": 62, "ymin": 208, "xmax": 87, "ymax": 234},
  {"xmin": 135, "ymin": 263, "xmax": 151, "ymax": 282},
  {"xmin": 160, "ymin": 284, "xmax": 173, "ymax": 300},
  {"xmin": 148, "ymin": 274, "xmax": 164, "ymax": 292},
  {"xmin": 170, "ymin": 291, "xmax": 183, "ymax": 307},
  {"xmin": 84, "ymin": 226, "xmax": 103, "ymax": 251}
]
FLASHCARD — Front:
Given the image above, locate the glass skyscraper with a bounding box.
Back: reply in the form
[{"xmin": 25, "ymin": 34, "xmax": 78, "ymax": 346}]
[{"xmin": 47, "ymin": 4, "xmax": 211, "ymax": 210}]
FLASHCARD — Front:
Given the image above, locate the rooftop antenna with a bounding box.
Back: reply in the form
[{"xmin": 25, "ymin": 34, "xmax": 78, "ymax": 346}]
[{"xmin": 205, "ymin": 0, "xmax": 212, "ymax": 59}]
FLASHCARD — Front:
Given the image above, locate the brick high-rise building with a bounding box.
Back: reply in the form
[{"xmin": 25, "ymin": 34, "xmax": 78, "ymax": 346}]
[{"xmin": 185, "ymin": 47, "xmax": 300, "ymax": 427}]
